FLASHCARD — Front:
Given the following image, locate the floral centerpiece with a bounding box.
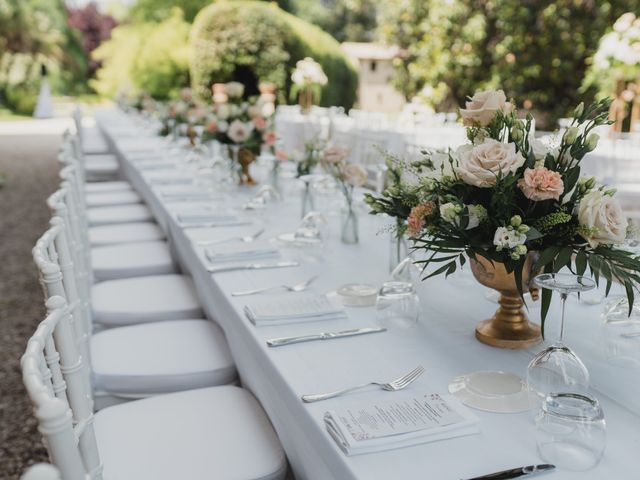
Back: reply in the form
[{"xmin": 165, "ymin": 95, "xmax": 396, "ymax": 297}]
[
  {"xmin": 290, "ymin": 57, "xmax": 328, "ymax": 113},
  {"xmin": 366, "ymin": 88, "xmax": 640, "ymax": 348},
  {"xmin": 202, "ymin": 82, "xmax": 276, "ymax": 184},
  {"xmin": 322, "ymin": 147, "xmax": 367, "ymax": 244}
]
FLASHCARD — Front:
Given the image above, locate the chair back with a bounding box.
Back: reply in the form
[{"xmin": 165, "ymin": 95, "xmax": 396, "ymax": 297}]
[
  {"xmin": 22, "ymin": 296, "xmax": 102, "ymax": 480},
  {"xmin": 33, "ymin": 216, "xmax": 92, "ymax": 371}
]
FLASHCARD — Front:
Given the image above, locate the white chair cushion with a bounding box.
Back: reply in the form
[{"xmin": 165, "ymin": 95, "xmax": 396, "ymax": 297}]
[
  {"xmin": 92, "ymin": 274, "xmax": 203, "ymax": 326},
  {"xmin": 85, "ymin": 181, "xmax": 133, "ymax": 194},
  {"xmin": 86, "ymin": 190, "xmax": 142, "ymax": 207},
  {"xmin": 88, "ymin": 204, "xmax": 153, "ymax": 226},
  {"xmin": 91, "ymin": 320, "xmax": 236, "ymax": 395},
  {"xmin": 89, "ymin": 222, "xmax": 165, "ymax": 246},
  {"xmin": 91, "ymin": 241, "xmax": 176, "ymax": 281},
  {"xmin": 95, "ymin": 386, "xmax": 287, "ymax": 480},
  {"xmin": 84, "ymin": 154, "xmax": 119, "ymax": 174}
]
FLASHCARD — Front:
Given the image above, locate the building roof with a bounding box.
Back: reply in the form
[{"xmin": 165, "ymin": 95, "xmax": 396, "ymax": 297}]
[{"xmin": 341, "ymin": 42, "xmax": 401, "ymax": 61}]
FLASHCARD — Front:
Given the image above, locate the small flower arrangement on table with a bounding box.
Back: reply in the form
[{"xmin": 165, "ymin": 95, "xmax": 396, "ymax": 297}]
[
  {"xmin": 290, "ymin": 57, "xmax": 328, "ymax": 112},
  {"xmin": 322, "ymin": 147, "xmax": 367, "ymax": 244},
  {"xmin": 366, "ymin": 88, "xmax": 640, "ymax": 344}
]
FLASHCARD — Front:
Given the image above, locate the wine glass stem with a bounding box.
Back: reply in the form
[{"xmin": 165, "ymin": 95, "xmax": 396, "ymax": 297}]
[{"xmin": 558, "ymin": 292, "xmax": 568, "ymax": 344}]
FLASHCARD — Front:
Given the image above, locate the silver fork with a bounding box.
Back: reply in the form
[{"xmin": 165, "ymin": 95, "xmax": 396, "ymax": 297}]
[
  {"xmin": 301, "ymin": 365, "xmax": 425, "ymax": 403},
  {"xmin": 198, "ymin": 228, "xmax": 265, "ymax": 246},
  {"xmin": 231, "ymin": 275, "xmax": 318, "ymax": 296}
]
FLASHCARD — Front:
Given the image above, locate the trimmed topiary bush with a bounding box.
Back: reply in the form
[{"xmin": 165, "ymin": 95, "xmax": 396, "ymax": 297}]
[{"xmin": 190, "ymin": 0, "xmax": 357, "ymax": 108}]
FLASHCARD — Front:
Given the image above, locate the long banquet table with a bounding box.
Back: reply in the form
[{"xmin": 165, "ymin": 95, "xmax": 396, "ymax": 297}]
[{"xmin": 97, "ymin": 110, "xmax": 638, "ymax": 480}]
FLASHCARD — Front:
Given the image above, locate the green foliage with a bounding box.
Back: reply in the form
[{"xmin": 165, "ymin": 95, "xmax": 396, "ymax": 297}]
[
  {"xmin": 0, "ymin": 0, "xmax": 87, "ymax": 113},
  {"xmin": 379, "ymin": 0, "xmax": 640, "ymax": 128},
  {"xmin": 92, "ymin": 10, "xmax": 190, "ymax": 99},
  {"xmin": 291, "ymin": 0, "xmax": 378, "ymax": 42},
  {"xmin": 190, "ymin": 0, "xmax": 357, "ymax": 108}
]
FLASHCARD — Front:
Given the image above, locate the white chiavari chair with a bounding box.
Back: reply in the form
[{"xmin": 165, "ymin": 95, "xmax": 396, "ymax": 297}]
[
  {"xmin": 50, "ymin": 177, "xmax": 176, "ymax": 282},
  {"xmin": 33, "ymin": 218, "xmax": 236, "ymax": 406},
  {"xmin": 72, "ymin": 107, "xmax": 120, "ymax": 182},
  {"xmin": 23, "ymin": 298, "xmax": 286, "ymax": 480},
  {"xmin": 45, "ymin": 187, "xmax": 201, "ymax": 326}
]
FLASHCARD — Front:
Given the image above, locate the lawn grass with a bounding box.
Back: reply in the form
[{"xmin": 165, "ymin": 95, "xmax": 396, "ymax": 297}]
[{"xmin": 0, "ymin": 107, "xmax": 31, "ymax": 121}]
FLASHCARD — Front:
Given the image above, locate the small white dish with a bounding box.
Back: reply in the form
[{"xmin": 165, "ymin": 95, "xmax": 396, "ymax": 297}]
[
  {"xmin": 448, "ymin": 371, "xmax": 531, "ymax": 413},
  {"xmin": 337, "ymin": 283, "xmax": 378, "ymax": 307}
]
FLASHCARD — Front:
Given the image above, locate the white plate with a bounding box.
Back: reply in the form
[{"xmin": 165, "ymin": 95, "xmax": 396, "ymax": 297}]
[{"xmin": 448, "ymin": 371, "xmax": 531, "ymax": 413}]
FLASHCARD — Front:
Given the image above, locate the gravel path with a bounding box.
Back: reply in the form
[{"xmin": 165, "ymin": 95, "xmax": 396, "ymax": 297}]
[{"xmin": 0, "ymin": 132, "xmax": 62, "ymax": 478}]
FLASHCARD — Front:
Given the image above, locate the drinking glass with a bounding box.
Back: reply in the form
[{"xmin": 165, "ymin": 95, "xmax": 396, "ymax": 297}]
[
  {"xmin": 536, "ymin": 393, "xmax": 606, "ymax": 471},
  {"xmin": 601, "ymin": 296, "xmax": 640, "ymax": 368},
  {"xmin": 376, "ymin": 281, "xmax": 420, "ymax": 328},
  {"xmin": 527, "ymin": 274, "xmax": 596, "ymax": 410}
]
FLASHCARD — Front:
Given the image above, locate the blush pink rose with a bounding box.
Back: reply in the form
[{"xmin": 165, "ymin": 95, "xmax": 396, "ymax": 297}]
[
  {"xmin": 518, "ymin": 167, "xmax": 564, "ymax": 201},
  {"xmin": 253, "ymin": 116, "xmax": 267, "ymax": 130}
]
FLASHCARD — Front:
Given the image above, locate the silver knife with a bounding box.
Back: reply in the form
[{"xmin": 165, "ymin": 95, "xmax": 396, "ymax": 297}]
[
  {"xmin": 208, "ymin": 261, "xmax": 299, "ymax": 273},
  {"xmin": 267, "ymin": 327, "xmax": 386, "ymax": 347},
  {"xmin": 463, "ymin": 464, "xmax": 555, "ymax": 480}
]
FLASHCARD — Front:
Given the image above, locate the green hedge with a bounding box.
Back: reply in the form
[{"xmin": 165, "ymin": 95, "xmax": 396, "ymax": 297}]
[
  {"xmin": 190, "ymin": 0, "xmax": 357, "ymax": 108},
  {"xmin": 92, "ymin": 10, "xmax": 190, "ymax": 99}
]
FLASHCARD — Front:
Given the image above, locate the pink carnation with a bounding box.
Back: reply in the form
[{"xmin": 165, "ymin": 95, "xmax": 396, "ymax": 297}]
[
  {"xmin": 517, "ymin": 167, "xmax": 564, "ymax": 201},
  {"xmin": 206, "ymin": 121, "xmax": 217, "ymax": 133},
  {"xmin": 406, "ymin": 202, "xmax": 437, "ymax": 237}
]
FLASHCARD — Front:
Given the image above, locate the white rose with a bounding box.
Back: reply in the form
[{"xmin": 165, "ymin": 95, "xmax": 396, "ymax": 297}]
[
  {"xmin": 493, "ymin": 226, "xmax": 527, "ymax": 249},
  {"xmin": 455, "ymin": 139, "xmax": 525, "ymax": 187},
  {"xmin": 227, "ymin": 120, "xmax": 254, "ymax": 144},
  {"xmin": 459, "ymin": 89, "xmax": 515, "ymax": 126},
  {"xmin": 342, "ymin": 164, "xmax": 367, "ymax": 187},
  {"xmin": 578, "ymin": 190, "xmax": 628, "ymax": 248}
]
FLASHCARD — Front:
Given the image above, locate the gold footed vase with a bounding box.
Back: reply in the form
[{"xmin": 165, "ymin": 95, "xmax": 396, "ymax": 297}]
[
  {"xmin": 469, "ymin": 253, "xmax": 542, "ymax": 349},
  {"xmin": 230, "ymin": 146, "xmax": 257, "ymax": 186}
]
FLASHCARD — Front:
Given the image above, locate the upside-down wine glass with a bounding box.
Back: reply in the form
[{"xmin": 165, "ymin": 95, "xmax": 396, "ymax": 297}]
[{"xmin": 527, "ymin": 273, "xmax": 596, "ymax": 411}]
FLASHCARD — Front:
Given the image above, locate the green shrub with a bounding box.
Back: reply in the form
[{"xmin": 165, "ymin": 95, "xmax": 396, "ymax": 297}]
[
  {"xmin": 190, "ymin": 0, "xmax": 357, "ymax": 108},
  {"xmin": 92, "ymin": 9, "xmax": 190, "ymax": 99}
]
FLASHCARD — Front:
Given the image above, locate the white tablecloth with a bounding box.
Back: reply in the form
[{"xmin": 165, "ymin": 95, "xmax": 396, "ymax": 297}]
[{"xmin": 98, "ymin": 110, "xmax": 639, "ymax": 480}]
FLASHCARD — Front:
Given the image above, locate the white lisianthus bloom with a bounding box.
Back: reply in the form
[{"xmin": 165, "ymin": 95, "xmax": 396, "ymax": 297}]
[
  {"xmin": 578, "ymin": 189, "xmax": 628, "ymax": 248},
  {"xmin": 439, "ymin": 202, "xmax": 460, "ymax": 224},
  {"xmin": 342, "ymin": 164, "xmax": 367, "ymax": 187},
  {"xmin": 455, "ymin": 139, "xmax": 525, "ymax": 188},
  {"xmin": 466, "ymin": 204, "xmax": 487, "ymax": 229},
  {"xmin": 227, "ymin": 120, "xmax": 254, "ymax": 144},
  {"xmin": 493, "ymin": 226, "xmax": 527, "ymax": 249},
  {"xmin": 530, "ymin": 138, "xmax": 552, "ymax": 161},
  {"xmin": 228, "ymin": 104, "xmax": 241, "ymax": 117},
  {"xmin": 459, "ymin": 89, "xmax": 514, "ymax": 126},
  {"xmin": 217, "ymin": 120, "xmax": 229, "ymax": 133}
]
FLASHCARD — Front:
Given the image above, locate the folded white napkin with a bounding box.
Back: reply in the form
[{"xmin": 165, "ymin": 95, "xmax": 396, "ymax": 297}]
[
  {"xmin": 177, "ymin": 213, "xmax": 251, "ymax": 227},
  {"xmin": 244, "ymin": 294, "xmax": 347, "ymax": 326},
  {"xmin": 205, "ymin": 241, "xmax": 280, "ymax": 263},
  {"xmin": 324, "ymin": 393, "xmax": 479, "ymax": 456}
]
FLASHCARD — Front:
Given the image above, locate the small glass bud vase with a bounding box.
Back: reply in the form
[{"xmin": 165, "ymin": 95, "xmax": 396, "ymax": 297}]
[
  {"xmin": 341, "ymin": 204, "xmax": 359, "ymax": 244},
  {"xmin": 389, "ymin": 219, "xmax": 409, "ymax": 273},
  {"xmin": 301, "ymin": 180, "xmax": 314, "ymax": 217}
]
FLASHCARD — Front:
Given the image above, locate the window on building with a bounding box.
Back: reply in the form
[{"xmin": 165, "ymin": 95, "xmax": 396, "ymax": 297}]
[{"xmin": 370, "ymin": 60, "xmax": 377, "ymax": 72}]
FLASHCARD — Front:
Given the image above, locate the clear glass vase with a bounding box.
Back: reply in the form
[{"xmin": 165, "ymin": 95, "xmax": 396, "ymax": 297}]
[
  {"xmin": 301, "ymin": 179, "xmax": 315, "ymax": 218},
  {"xmin": 389, "ymin": 220, "xmax": 409, "ymax": 273},
  {"xmin": 341, "ymin": 204, "xmax": 359, "ymax": 244}
]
